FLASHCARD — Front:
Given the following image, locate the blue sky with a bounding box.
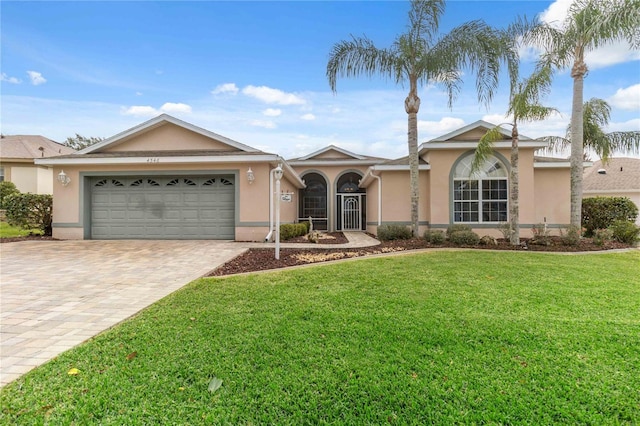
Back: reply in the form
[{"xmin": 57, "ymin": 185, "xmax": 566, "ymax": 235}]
[{"xmin": 2, "ymin": 0, "xmax": 639, "ymax": 160}]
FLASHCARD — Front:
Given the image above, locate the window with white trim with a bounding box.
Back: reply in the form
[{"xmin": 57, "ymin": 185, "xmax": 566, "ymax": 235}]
[
  {"xmin": 453, "ymin": 154, "xmax": 508, "ymax": 223},
  {"xmin": 0, "ymin": 166, "xmax": 4, "ymax": 182}
]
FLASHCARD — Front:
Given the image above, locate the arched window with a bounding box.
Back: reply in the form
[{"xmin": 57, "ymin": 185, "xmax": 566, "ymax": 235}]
[
  {"xmin": 452, "ymin": 154, "xmax": 508, "ymax": 223},
  {"xmin": 299, "ymin": 173, "xmax": 328, "ymax": 230}
]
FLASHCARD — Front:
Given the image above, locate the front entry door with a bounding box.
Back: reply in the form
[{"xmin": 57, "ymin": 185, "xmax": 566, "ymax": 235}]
[{"xmin": 341, "ymin": 195, "xmax": 360, "ymax": 230}]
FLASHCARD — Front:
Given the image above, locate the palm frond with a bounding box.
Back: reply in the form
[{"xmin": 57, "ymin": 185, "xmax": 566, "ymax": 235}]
[
  {"xmin": 326, "ymin": 36, "xmax": 398, "ymax": 92},
  {"xmin": 471, "ymin": 126, "xmax": 506, "ymax": 176},
  {"xmin": 537, "ymin": 135, "xmax": 570, "ymax": 157},
  {"xmin": 407, "ymin": 0, "xmax": 446, "ymax": 46}
]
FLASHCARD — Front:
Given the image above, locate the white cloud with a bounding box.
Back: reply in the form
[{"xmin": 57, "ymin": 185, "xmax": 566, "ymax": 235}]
[
  {"xmin": 300, "ymin": 113, "xmax": 316, "ymax": 121},
  {"xmin": 121, "ymin": 105, "xmax": 159, "ymax": 116},
  {"xmin": 607, "ymin": 84, "xmax": 640, "ymax": 111},
  {"xmin": 27, "ymin": 71, "xmax": 46, "ymax": 85},
  {"xmin": 211, "ymin": 83, "xmax": 239, "ymax": 95},
  {"xmin": 1, "ymin": 73, "xmax": 22, "ymax": 84},
  {"xmin": 263, "ymin": 108, "xmax": 282, "ymax": 117},
  {"xmin": 160, "ymin": 102, "xmax": 192, "ymax": 113},
  {"xmin": 249, "ymin": 119, "xmax": 277, "ymax": 129},
  {"xmin": 538, "ymin": 0, "xmax": 640, "ymax": 69},
  {"xmin": 135, "ymin": 91, "xmax": 143, "ymax": 96},
  {"xmin": 242, "ymin": 85, "xmax": 305, "ymax": 105},
  {"xmin": 417, "ymin": 117, "xmax": 466, "ymax": 138}
]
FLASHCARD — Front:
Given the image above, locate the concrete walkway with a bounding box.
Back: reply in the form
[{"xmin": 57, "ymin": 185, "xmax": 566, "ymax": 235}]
[{"xmin": 0, "ymin": 240, "xmax": 247, "ymax": 387}]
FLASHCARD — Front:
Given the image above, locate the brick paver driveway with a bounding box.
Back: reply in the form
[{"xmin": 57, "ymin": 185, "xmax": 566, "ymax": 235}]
[{"xmin": 0, "ymin": 240, "xmax": 247, "ymax": 387}]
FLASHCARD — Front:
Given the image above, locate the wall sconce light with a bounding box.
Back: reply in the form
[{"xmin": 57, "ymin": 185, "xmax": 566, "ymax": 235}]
[
  {"xmin": 247, "ymin": 167, "xmax": 255, "ymax": 184},
  {"xmin": 57, "ymin": 170, "xmax": 71, "ymax": 187}
]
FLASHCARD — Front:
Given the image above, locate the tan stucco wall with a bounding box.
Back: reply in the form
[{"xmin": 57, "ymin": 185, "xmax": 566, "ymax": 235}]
[
  {"xmin": 102, "ymin": 123, "xmax": 236, "ymax": 152},
  {"xmin": 533, "ymin": 168, "xmax": 571, "ymax": 228},
  {"xmin": 0, "ymin": 162, "xmax": 54, "ymax": 194}
]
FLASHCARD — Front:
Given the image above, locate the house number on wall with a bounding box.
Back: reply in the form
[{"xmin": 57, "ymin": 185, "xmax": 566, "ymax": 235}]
[{"xmin": 146, "ymin": 158, "xmax": 160, "ymax": 163}]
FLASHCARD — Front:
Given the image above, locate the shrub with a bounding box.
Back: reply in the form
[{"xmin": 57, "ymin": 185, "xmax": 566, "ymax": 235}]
[
  {"xmin": 0, "ymin": 181, "xmax": 19, "ymax": 209},
  {"xmin": 279, "ymin": 223, "xmax": 308, "ymax": 241},
  {"xmin": 479, "ymin": 235, "xmax": 497, "ymax": 246},
  {"xmin": 446, "ymin": 224, "xmax": 472, "ymax": 239},
  {"xmin": 560, "ymin": 225, "xmax": 581, "ymax": 246},
  {"xmin": 449, "ymin": 230, "xmax": 480, "ymax": 246},
  {"xmin": 423, "ymin": 229, "xmax": 445, "ymax": 244},
  {"xmin": 582, "ymin": 197, "xmax": 639, "ymax": 237},
  {"xmin": 377, "ymin": 224, "xmax": 412, "ymax": 241},
  {"xmin": 530, "ymin": 223, "xmax": 552, "ymax": 246},
  {"xmin": 593, "ymin": 228, "xmax": 614, "ymax": 247},
  {"xmin": 497, "ymin": 222, "xmax": 514, "ymax": 241},
  {"xmin": 609, "ymin": 220, "xmax": 640, "ymax": 245},
  {"xmin": 3, "ymin": 193, "xmax": 53, "ymax": 235}
]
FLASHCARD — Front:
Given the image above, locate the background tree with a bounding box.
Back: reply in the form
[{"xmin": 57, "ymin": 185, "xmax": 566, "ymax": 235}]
[
  {"xmin": 472, "ymin": 64, "xmax": 556, "ymax": 245},
  {"xmin": 327, "ymin": 0, "xmax": 502, "ymax": 236},
  {"xmin": 63, "ymin": 134, "xmax": 103, "ymax": 151},
  {"xmin": 542, "ymin": 98, "xmax": 640, "ymax": 162},
  {"xmin": 528, "ymin": 0, "xmax": 640, "ymax": 229}
]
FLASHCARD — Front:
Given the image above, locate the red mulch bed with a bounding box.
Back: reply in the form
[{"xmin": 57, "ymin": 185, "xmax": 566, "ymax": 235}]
[
  {"xmin": 284, "ymin": 232, "xmax": 349, "ymax": 244},
  {"xmin": 208, "ymin": 236, "xmax": 633, "ymax": 276}
]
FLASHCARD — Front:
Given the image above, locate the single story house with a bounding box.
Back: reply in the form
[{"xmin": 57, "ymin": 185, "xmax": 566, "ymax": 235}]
[
  {"xmin": 36, "ymin": 114, "xmax": 573, "ymax": 241},
  {"xmin": 583, "ymin": 158, "xmax": 640, "ymax": 225},
  {"xmin": 0, "ymin": 135, "xmax": 75, "ymax": 194}
]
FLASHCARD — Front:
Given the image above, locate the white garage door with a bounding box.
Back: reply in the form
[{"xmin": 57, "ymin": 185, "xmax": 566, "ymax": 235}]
[{"xmin": 91, "ymin": 175, "xmax": 235, "ymax": 239}]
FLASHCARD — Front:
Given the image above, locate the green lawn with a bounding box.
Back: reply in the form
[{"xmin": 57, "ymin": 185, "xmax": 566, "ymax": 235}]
[
  {"xmin": 0, "ymin": 221, "xmax": 42, "ymax": 238},
  {"xmin": 1, "ymin": 251, "xmax": 639, "ymax": 424}
]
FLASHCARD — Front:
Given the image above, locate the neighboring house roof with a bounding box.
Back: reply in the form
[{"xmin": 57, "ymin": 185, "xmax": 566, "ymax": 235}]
[
  {"xmin": 583, "ymin": 158, "xmax": 640, "ymax": 192},
  {"xmin": 79, "ymin": 114, "xmax": 261, "ymax": 154},
  {"xmin": 0, "ymin": 135, "xmax": 75, "ymax": 160}
]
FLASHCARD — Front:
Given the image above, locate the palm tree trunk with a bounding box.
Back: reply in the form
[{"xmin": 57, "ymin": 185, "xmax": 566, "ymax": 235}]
[
  {"xmin": 510, "ymin": 124, "xmax": 520, "ymax": 245},
  {"xmin": 570, "ymin": 58, "xmax": 586, "ymax": 230},
  {"xmin": 405, "ymin": 78, "xmax": 421, "ymax": 237}
]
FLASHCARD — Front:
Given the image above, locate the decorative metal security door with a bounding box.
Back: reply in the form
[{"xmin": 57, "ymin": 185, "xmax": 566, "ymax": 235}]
[{"xmin": 342, "ymin": 195, "xmax": 360, "ymax": 230}]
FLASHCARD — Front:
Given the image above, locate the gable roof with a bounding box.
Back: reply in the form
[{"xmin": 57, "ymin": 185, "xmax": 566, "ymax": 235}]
[
  {"xmin": 583, "ymin": 158, "xmax": 640, "ymax": 192},
  {"xmin": 80, "ymin": 114, "xmax": 261, "ymax": 154},
  {"xmin": 419, "ymin": 120, "xmax": 546, "ymax": 153},
  {"xmin": 287, "ymin": 144, "xmax": 388, "ymax": 167},
  {"xmin": 0, "ymin": 135, "xmax": 75, "ymax": 160},
  {"xmin": 292, "ymin": 145, "xmax": 368, "ymax": 161}
]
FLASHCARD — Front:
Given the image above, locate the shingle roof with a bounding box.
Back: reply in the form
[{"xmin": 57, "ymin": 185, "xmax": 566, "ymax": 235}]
[
  {"xmin": 583, "ymin": 158, "xmax": 640, "ymax": 192},
  {"xmin": 0, "ymin": 135, "xmax": 75, "ymax": 159},
  {"xmin": 382, "ymin": 155, "xmax": 429, "ymax": 166},
  {"xmin": 45, "ymin": 149, "xmax": 271, "ymax": 160}
]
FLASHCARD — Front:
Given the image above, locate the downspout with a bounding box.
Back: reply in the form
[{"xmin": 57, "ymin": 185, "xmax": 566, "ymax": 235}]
[{"xmin": 371, "ymin": 170, "xmax": 382, "ymax": 226}]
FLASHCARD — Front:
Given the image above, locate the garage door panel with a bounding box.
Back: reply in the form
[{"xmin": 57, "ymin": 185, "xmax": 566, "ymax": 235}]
[{"xmin": 91, "ymin": 175, "xmax": 235, "ymax": 239}]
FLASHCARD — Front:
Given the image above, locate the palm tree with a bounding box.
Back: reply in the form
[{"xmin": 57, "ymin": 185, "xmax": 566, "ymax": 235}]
[
  {"xmin": 326, "ymin": 0, "xmax": 502, "ymax": 236},
  {"xmin": 472, "ymin": 64, "xmax": 557, "ymax": 245},
  {"xmin": 543, "ymin": 98, "xmax": 640, "ymax": 162},
  {"xmin": 527, "ymin": 0, "xmax": 640, "ymax": 229}
]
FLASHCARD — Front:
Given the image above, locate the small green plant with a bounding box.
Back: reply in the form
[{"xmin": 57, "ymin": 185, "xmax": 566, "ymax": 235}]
[
  {"xmin": 279, "ymin": 223, "xmax": 308, "ymax": 240},
  {"xmin": 3, "ymin": 193, "xmax": 53, "ymax": 235},
  {"xmin": 377, "ymin": 224, "xmax": 412, "ymax": 241},
  {"xmin": 449, "ymin": 230, "xmax": 480, "ymax": 246},
  {"xmin": 497, "ymin": 222, "xmax": 514, "ymax": 241},
  {"xmin": 446, "ymin": 224, "xmax": 472, "ymax": 239},
  {"xmin": 560, "ymin": 225, "xmax": 581, "ymax": 246},
  {"xmin": 593, "ymin": 228, "xmax": 614, "ymax": 247},
  {"xmin": 423, "ymin": 229, "xmax": 445, "ymax": 244},
  {"xmin": 609, "ymin": 220, "xmax": 640, "ymax": 244},
  {"xmin": 479, "ymin": 235, "xmax": 497, "ymax": 246},
  {"xmin": 0, "ymin": 181, "xmax": 19, "ymax": 209},
  {"xmin": 582, "ymin": 197, "xmax": 639, "ymax": 237},
  {"xmin": 530, "ymin": 223, "xmax": 551, "ymax": 246}
]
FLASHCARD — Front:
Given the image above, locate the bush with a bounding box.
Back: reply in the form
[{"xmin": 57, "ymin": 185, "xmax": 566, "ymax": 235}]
[
  {"xmin": 3, "ymin": 193, "xmax": 53, "ymax": 235},
  {"xmin": 377, "ymin": 224, "xmax": 412, "ymax": 241},
  {"xmin": 279, "ymin": 223, "xmax": 308, "ymax": 241},
  {"xmin": 560, "ymin": 225, "xmax": 581, "ymax": 246},
  {"xmin": 446, "ymin": 224, "xmax": 472, "ymax": 239},
  {"xmin": 530, "ymin": 223, "xmax": 552, "ymax": 246},
  {"xmin": 449, "ymin": 230, "xmax": 480, "ymax": 246},
  {"xmin": 609, "ymin": 220, "xmax": 640, "ymax": 245},
  {"xmin": 582, "ymin": 197, "xmax": 639, "ymax": 237},
  {"xmin": 593, "ymin": 228, "xmax": 614, "ymax": 246},
  {"xmin": 423, "ymin": 229, "xmax": 445, "ymax": 244},
  {"xmin": 497, "ymin": 222, "xmax": 514, "ymax": 241},
  {"xmin": 0, "ymin": 181, "xmax": 19, "ymax": 209}
]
